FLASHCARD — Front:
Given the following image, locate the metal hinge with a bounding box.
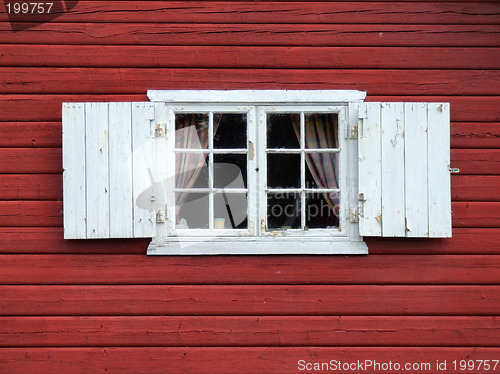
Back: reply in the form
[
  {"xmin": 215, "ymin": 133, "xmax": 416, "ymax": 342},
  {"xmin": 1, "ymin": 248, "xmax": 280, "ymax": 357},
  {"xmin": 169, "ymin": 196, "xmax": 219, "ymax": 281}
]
[
  {"xmin": 350, "ymin": 193, "xmax": 365, "ymax": 223},
  {"xmin": 156, "ymin": 210, "xmax": 166, "ymax": 223},
  {"xmin": 155, "ymin": 123, "xmax": 165, "ymax": 137}
]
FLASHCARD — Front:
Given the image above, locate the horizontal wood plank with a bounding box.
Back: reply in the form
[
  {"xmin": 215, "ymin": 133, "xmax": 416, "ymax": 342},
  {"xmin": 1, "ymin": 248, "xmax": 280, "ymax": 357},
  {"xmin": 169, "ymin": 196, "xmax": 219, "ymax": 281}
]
[
  {"xmin": 2, "ymin": 2, "xmax": 499, "ymax": 25},
  {"xmin": 0, "ymin": 227, "xmax": 498, "ymax": 255},
  {"xmin": 0, "ymin": 201, "xmax": 497, "ymax": 228},
  {"xmin": 0, "ymin": 254, "xmax": 498, "ymax": 285},
  {"xmin": 0, "ymin": 175, "xmax": 62, "ymax": 200},
  {"xmin": 0, "ymin": 121, "xmax": 496, "ymax": 150},
  {"xmin": 3, "ymin": 174, "xmax": 498, "ymax": 201},
  {"xmin": 451, "ymin": 122, "xmax": 500, "ymax": 149},
  {"xmin": 0, "ymin": 149, "xmax": 61, "ymax": 173},
  {"xmin": 1, "ymin": 347, "xmax": 500, "ymax": 374},
  {"xmin": 1, "ymin": 148, "xmax": 497, "ymax": 176},
  {"xmin": 0, "ymin": 201, "xmax": 62, "ymax": 227},
  {"xmin": 1, "ymin": 68, "xmax": 499, "ymax": 95},
  {"xmin": 0, "ymin": 285, "xmax": 498, "ymax": 316},
  {"xmin": 1, "ymin": 46, "xmax": 499, "ymax": 69},
  {"xmin": 0, "ymin": 122, "xmax": 61, "ymax": 147},
  {"xmin": 1, "ymin": 95, "xmax": 499, "ymax": 122},
  {"xmin": 451, "ymin": 176, "xmax": 500, "ymax": 201},
  {"xmin": 451, "ymin": 149, "xmax": 500, "ymax": 175},
  {"xmin": 452, "ymin": 202, "xmax": 500, "ymax": 228},
  {"xmin": 0, "ymin": 316, "xmax": 498, "ymax": 347},
  {"xmin": 1, "ymin": 24, "xmax": 499, "ymax": 47}
]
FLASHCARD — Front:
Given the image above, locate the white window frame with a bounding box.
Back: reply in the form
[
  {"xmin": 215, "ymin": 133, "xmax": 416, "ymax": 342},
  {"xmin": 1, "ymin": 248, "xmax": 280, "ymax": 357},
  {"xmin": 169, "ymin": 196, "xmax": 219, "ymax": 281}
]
[{"xmin": 147, "ymin": 90, "xmax": 368, "ymax": 255}]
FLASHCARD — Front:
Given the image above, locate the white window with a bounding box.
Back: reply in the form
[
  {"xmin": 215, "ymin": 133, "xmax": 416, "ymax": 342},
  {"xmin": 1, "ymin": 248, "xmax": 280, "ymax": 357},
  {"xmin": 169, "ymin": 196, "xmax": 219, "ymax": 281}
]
[{"xmin": 62, "ymin": 90, "xmax": 452, "ymax": 255}]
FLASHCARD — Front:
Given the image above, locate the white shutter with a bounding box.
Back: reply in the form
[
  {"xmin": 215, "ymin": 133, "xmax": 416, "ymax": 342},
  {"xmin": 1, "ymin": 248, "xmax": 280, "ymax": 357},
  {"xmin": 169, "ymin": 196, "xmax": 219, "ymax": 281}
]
[
  {"xmin": 358, "ymin": 102, "xmax": 451, "ymax": 238},
  {"xmin": 62, "ymin": 102, "xmax": 156, "ymax": 239}
]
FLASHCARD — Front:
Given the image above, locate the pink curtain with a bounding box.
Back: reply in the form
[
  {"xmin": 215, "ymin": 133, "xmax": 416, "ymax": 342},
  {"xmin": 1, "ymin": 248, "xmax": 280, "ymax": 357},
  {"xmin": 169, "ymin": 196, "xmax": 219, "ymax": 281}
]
[{"xmin": 292, "ymin": 114, "xmax": 339, "ymax": 214}]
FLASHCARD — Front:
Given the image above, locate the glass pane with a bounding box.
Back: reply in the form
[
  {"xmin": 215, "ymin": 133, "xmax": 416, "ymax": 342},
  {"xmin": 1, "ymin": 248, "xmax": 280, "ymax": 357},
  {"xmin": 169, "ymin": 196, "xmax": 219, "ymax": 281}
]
[
  {"xmin": 175, "ymin": 153, "xmax": 209, "ymax": 189},
  {"xmin": 175, "ymin": 192, "xmax": 209, "ymax": 229},
  {"xmin": 305, "ymin": 113, "xmax": 338, "ymax": 149},
  {"xmin": 267, "ymin": 192, "xmax": 301, "ymax": 229},
  {"xmin": 267, "ymin": 113, "xmax": 300, "ymax": 149},
  {"xmin": 305, "ymin": 191, "xmax": 340, "ymax": 229},
  {"xmin": 213, "ymin": 113, "xmax": 247, "ymax": 149},
  {"xmin": 304, "ymin": 152, "xmax": 339, "ymax": 189},
  {"xmin": 175, "ymin": 113, "xmax": 209, "ymax": 149},
  {"xmin": 267, "ymin": 153, "xmax": 300, "ymax": 188},
  {"xmin": 214, "ymin": 154, "xmax": 247, "ymax": 189},
  {"xmin": 214, "ymin": 193, "xmax": 248, "ymax": 229}
]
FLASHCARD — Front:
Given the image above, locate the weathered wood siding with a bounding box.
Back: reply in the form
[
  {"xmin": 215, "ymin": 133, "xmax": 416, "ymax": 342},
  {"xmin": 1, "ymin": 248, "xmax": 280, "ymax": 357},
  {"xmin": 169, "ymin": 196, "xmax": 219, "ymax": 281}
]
[{"xmin": 0, "ymin": 1, "xmax": 499, "ymax": 372}]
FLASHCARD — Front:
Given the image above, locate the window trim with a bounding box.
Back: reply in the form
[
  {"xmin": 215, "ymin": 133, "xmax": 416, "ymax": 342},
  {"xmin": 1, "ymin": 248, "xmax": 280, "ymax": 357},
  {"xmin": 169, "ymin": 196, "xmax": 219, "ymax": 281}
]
[{"xmin": 147, "ymin": 90, "xmax": 368, "ymax": 255}]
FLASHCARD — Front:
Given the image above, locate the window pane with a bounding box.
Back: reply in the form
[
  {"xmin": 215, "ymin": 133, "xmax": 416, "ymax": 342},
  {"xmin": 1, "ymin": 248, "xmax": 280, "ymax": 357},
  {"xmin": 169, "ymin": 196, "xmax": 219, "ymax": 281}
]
[
  {"xmin": 175, "ymin": 153, "xmax": 209, "ymax": 189},
  {"xmin": 214, "ymin": 154, "xmax": 247, "ymax": 189},
  {"xmin": 305, "ymin": 192, "xmax": 340, "ymax": 229},
  {"xmin": 267, "ymin": 153, "xmax": 300, "ymax": 188},
  {"xmin": 213, "ymin": 113, "xmax": 247, "ymax": 149},
  {"xmin": 267, "ymin": 113, "xmax": 300, "ymax": 149},
  {"xmin": 175, "ymin": 192, "xmax": 209, "ymax": 229},
  {"xmin": 267, "ymin": 192, "xmax": 301, "ymax": 229},
  {"xmin": 175, "ymin": 113, "xmax": 209, "ymax": 149},
  {"xmin": 304, "ymin": 152, "xmax": 339, "ymax": 189},
  {"xmin": 214, "ymin": 193, "xmax": 248, "ymax": 229},
  {"xmin": 305, "ymin": 113, "xmax": 338, "ymax": 149}
]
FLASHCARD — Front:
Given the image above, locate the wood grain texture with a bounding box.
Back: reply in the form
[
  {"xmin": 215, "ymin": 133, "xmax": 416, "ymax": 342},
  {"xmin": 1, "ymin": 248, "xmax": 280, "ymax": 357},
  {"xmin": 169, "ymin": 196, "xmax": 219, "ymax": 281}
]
[
  {"xmin": 1, "ymin": 227, "xmax": 498, "ymax": 255},
  {"xmin": 0, "ymin": 254, "xmax": 499, "ymax": 285},
  {"xmin": 1, "ymin": 24, "xmax": 499, "ymax": 47},
  {"xmin": 2, "ymin": 148, "xmax": 496, "ymax": 175},
  {"xmin": 451, "ymin": 176, "xmax": 500, "ymax": 202},
  {"xmin": 0, "ymin": 201, "xmax": 496, "ymax": 228},
  {"xmin": 2, "ymin": 95, "xmax": 499, "ymax": 122},
  {"xmin": 451, "ymin": 123, "xmax": 500, "ymax": 149},
  {"xmin": 0, "ymin": 201, "xmax": 63, "ymax": 227},
  {"xmin": 0, "ymin": 347, "xmax": 499, "ymax": 374},
  {"xmin": 1, "ymin": 46, "xmax": 499, "ymax": 69},
  {"xmin": 2, "ymin": 174, "xmax": 498, "ymax": 202},
  {"xmin": 0, "ymin": 122, "xmax": 61, "ymax": 147},
  {"xmin": 0, "ymin": 175, "xmax": 62, "ymax": 200},
  {"xmin": 3, "ymin": 1, "xmax": 499, "ymax": 24},
  {"xmin": 1, "ymin": 121, "xmax": 496, "ymax": 149},
  {"xmin": 1, "ymin": 68, "xmax": 499, "ymax": 95},
  {"xmin": 0, "ymin": 316, "xmax": 498, "ymax": 347},
  {"xmin": 0, "ymin": 285, "xmax": 498, "ymax": 316}
]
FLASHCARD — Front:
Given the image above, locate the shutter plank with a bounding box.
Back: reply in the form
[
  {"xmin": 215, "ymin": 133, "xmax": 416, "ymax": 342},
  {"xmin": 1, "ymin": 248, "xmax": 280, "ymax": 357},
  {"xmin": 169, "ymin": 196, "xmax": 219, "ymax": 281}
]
[
  {"xmin": 358, "ymin": 103, "xmax": 382, "ymax": 236},
  {"xmin": 381, "ymin": 103, "xmax": 405, "ymax": 237},
  {"xmin": 62, "ymin": 103, "xmax": 86, "ymax": 239},
  {"xmin": 132, "ymin": 103, "xmax": 155, "ymax": 238},
  {"xmin": 404, "ymin": 103, "xmax": 429, "ymax": 237},
  {"xmin": 428, "ymin": 103, "xmax": 452, "ymax": 237},
  {"xmin": 85, "ymin": 103, "xmax": 110, "ymax": 238},
  {"xmin": 109, "ymin": 102, "xmax": 134, "ymax": 238}
]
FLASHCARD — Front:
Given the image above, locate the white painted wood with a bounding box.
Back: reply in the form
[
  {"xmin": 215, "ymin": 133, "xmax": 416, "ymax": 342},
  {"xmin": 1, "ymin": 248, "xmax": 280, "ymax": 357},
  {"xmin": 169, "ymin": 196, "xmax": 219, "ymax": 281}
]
[
  {"xmin": 108, "ymin": 102, "xmax": 134, "ymax": 238},
  {"xmin": 428, "ymin": 103, "xmax": 452, "ymax": 237},
  {"xmin": 62, "ymin": 103, "xmax": 87, "ymax": 239},
  {"xmin": 404, "ymin": 103, "xmax": 429, "ymax": 237},
  {"xmin": 153, "ymin": 102, "xmax": 169, "ymax": 242},
  {"xmin": 357, "ymin": 102, "xmax": 382, "ymax": 237},
  {"xmin": 147, "ymin": 237, "xmax": 368, "ymax": 255},
  {"xmin": 381, "ymin": 102, "xmax": 406, "ymax": 237},
  {"xmin": 85, "ymin": 103, "xmax": 110, "ymax": 238},
  {"xmin": 131, "ymin": 102, "xmax": 156, "ymax": 238},
  {"xmin": 148, "ymin": 90, "xmax": 367, "ymax": 103}
]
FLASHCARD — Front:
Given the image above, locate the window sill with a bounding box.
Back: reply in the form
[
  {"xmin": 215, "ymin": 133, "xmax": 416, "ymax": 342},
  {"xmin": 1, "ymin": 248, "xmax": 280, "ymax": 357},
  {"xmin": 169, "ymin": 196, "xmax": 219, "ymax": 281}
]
[{"xmin": 147, "ymin": 237, "xmax": 368, "ymax": 255}]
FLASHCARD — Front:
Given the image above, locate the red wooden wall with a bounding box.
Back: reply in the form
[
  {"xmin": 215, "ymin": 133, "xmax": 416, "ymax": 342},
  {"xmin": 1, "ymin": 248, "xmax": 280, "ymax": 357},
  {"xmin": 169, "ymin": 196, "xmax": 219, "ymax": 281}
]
[{"xmin": 0, "ymin": 1, "xmax": 500, "ymax": 373}]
